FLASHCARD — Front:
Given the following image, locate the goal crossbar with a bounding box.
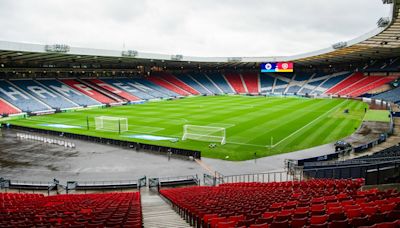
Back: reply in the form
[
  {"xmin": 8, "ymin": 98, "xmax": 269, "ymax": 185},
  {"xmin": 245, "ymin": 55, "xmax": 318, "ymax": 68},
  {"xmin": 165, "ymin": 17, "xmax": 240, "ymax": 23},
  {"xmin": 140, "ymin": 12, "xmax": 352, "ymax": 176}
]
[{"xmin": 182, "ymin": 124, "xmax": 226, "ymax": 145}]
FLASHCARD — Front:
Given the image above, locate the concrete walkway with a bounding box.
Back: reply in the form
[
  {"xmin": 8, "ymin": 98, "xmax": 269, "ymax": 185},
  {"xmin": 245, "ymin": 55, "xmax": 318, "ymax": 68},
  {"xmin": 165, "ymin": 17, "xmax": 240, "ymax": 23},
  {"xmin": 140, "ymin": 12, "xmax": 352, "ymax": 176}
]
[{"xmin": 141, "ymin": 188, "xmax": 191, "ymax": 228}]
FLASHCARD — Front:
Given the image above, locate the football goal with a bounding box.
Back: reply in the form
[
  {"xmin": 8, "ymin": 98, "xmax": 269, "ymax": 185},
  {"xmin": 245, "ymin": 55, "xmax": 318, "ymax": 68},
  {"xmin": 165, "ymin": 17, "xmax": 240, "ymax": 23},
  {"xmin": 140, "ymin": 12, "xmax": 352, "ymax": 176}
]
[
  {"xmin": 95, "ymin": 116, "xmax": 128, "ymax": 133},
  {"xmin": 182, "ymin": 125, "xmax": 226, "ymax": 145}
]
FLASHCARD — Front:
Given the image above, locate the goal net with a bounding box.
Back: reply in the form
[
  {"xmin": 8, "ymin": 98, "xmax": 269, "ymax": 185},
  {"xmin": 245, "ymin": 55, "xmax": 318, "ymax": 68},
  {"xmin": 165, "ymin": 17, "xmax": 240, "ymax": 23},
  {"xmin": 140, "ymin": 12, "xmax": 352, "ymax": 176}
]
[
  {"xmin": 182, "ymin": 125, "xmax": 226, "ymax": 145},
  {"xmin": 95, "ymin": 116, "xmax": 128, "ymax": 133}
]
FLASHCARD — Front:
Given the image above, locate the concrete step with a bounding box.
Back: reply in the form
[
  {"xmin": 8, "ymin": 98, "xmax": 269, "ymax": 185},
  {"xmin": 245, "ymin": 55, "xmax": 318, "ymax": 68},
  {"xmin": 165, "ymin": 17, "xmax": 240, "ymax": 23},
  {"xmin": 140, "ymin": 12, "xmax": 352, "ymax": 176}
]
[{"xmin": 141, "ymin": 188, "xmax": 191, "ymax": 228}]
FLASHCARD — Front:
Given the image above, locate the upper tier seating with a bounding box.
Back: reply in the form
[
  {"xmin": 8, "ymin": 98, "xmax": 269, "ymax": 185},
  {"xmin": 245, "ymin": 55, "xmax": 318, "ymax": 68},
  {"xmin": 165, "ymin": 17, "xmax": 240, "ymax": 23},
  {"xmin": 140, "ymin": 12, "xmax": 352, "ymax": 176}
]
[
  {"xmin": 191, "ymin": 73, "xmax": 223, "ymax": 94},
  {"xmin": 325, "ymin": 73, "xmax": 364, "ymax": 94},
  {"xmin": 10, "ymin": 80, "xmax": 79, "ymax": 109},
  {"xmin": 147, "ymin": 76, "xmax": 191, "ymax": 96},
  {"xmin": 224, "ymin": 73, "xmax": 247, "ymax": 93},
  {"xmin": 38, "ymin": 79, "xmax": 101, "ymax": 107},
  {"xmin": 176, "ymin": 74, "xmax": 212, "ymax": 94},
  {"xmin": 158, "ymin": 73, "xmax": 200, "ymax": 95},
  {"xmin": 61, "ymin": 79, "xmax": 117, "ymax": 104},
  {"xmin": 0, "ymin": 80, "xmax": 52, "ymax": 112},
  {"xmin": 242, "ymin": 72, "xmax": 260, "ymax": 94},
  {"xmin": 0, "ymin": 192, "xmax": 142, "ymax": 227},
  {"xmin": 84, "ymin": 79, "xmax": 140, "ymax": 101},
  {"xmin": 206, "ymin": 72, "xmax": 235, "ymax": 94},
  {"xmin": 161, "ymin": 179, "xmax": 400, "ymax": 228},
  {"xmin": 102, "ymin": 78, "xmax": 155, "ymax": 100},
  {"xmin": 0, "ymin": 98, "xmax": 20, "ymax": 115}
]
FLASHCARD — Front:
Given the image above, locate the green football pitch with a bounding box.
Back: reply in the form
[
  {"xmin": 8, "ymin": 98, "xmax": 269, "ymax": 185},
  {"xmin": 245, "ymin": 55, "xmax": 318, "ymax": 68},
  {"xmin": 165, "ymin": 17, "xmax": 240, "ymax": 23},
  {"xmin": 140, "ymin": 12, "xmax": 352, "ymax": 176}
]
[{"xmin": 3, "ymin": 96, "xmax": 368, "ymax": 161}]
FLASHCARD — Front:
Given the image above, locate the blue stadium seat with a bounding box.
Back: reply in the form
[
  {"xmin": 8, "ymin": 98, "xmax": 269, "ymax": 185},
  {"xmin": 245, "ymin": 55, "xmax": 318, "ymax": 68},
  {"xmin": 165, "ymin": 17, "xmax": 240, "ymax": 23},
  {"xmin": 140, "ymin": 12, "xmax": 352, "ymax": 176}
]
[
  {"xmin": 102, "ymin": 78, "xmax": 155, "ymax": 100},
  {"xmin": 372, "ymin": 87, "xmax": 400, "ymax": 103},
  {"xmin": 133, "ymin": 78, "xmax": 179, "ymax": 97},
  {"xmin": 117, "ymin": 78, "xmax": 168, "ymax": 98},
  {"xmin": 11, "ymin": 80, "xmax": 79, "ymax": 109},
  {"xmin": 0, "ymin": 80, "xmax": 52, "ymax": 112},
  {"xmin": 190, "ymin": 73, "xmax": 223, "ymax": 94},
  {"xmin": 260, "ymin": 75, "xmax": 275, "ymax": 93},
  {"xmin": 206, "ymin": 72, "xmax": 234, "ymax": 93},
  {"xmin": 175, "ymin": 74, "xmax": 212, "ymax": 94},
  {"xmin": 38, "ymin": 79, "xmax": 101, "ymax": 106}
]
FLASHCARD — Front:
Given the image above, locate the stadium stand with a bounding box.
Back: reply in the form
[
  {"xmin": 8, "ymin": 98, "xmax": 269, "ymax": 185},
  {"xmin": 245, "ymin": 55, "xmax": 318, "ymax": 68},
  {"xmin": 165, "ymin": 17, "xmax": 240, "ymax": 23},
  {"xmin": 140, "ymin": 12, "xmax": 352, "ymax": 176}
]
[
  {"xmin": 38, "ymin": 79, "xmax": 101, "ymax": 107},
  {"xmin": 158, "ymin": 73, "xmax": 200, "ymax": 95},
  {"xmin": 84, "ymin": 79, "xmax": 141, "ymax": 102},
  {"xmin": 147, "ymin": 75, "xmax": 191, "ymax": 96},
  {"xmin": 319, "ymin": 73, "xmax": 352, "ymax": 90},
  {"xmin": 132, "ymin": 78, "xmax": 179, "ymax": 98},
  {"xmin": 224, "ymin": 72, "xmax": 247, "ymax": 93},
  {"xmin": 303, "ymin": 145, "xmax": 400, "ymax": 183},
  {"xmin": 260, "ymin": 75, "xmax": 275, "ymax": 93},
  {"xmin": 101, "ymin": 78, "xmax": 155, "ymax": 100},
  {"xmin": 325, "ymin": 73, "xmax": 364, "ymax": 95},
  {"xmin": 61, "ymin": 79, "xmax": 118, "ymax": 104},
  {"xmin": 347, "ymin": 76, "xmax": 396, "ymax": 97},
  {"xmin": 206, "ymin": 72, "xmax": 235, "ymax": 94},
  {"xmin": 273, "ymin": 78, "xmax": 288, "ymax": 93},
  {"xmin": 0, "ymin": 80, "xmax": 52, "ymax": 113},
  {"xmin": 191, "ymin": 73, "xmax": 223, "ymax": 94},
  {"xmin": 0, "ymin": 97, "xmax": 20, "ymax": 115},
  {"xmin": 0, "ymin": 192, "xmax": 142, "ymax": 227},
  {"xmin": 175, "ymin": 74, "xmax": 212, "ymax": 94},
  {"xmin": 372, "ymin": 86, "xmax": 400, "ymax": 104},
  {"xmin": 242, "ymin": 72, "xmax": 260, "ymax": 94},
  {"xmin": 161, "ymin": 179, "xmax": 400, "ymax": 228},
  {"xmin": 0, "ymin": 72, "xmax": 397, "ymax": 114},
  {"xmin": 10, "ymin": 80, "xmax": 80, "ymax": 109}
]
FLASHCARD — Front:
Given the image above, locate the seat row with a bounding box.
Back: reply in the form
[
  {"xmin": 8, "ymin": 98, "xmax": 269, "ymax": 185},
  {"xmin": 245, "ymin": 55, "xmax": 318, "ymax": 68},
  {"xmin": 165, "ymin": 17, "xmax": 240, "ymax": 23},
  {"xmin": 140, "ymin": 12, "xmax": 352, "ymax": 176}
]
[
  {"xmin": 0, "ymin": 192, "xmax": 142, "ymax": 228},
  {"xmin": 160, "ymin": 179, "xmax": 400, "ymax": 228}
]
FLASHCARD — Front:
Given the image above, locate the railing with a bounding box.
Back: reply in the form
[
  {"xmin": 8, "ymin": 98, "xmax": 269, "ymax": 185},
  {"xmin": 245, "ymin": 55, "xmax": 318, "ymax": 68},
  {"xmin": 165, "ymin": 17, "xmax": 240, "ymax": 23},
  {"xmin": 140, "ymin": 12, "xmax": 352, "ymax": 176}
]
[{"xmin": 221, "ymin": 171, "xmax": 303, "ymax": 184}]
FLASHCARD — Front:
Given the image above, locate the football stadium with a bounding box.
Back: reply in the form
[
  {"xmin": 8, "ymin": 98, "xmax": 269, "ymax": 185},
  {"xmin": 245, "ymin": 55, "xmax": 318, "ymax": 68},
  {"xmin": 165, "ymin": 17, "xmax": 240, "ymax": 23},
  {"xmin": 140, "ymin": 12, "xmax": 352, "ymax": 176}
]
[{"xmin": 0, "ymin": 0, "xmax": 400, "ymax": 227}]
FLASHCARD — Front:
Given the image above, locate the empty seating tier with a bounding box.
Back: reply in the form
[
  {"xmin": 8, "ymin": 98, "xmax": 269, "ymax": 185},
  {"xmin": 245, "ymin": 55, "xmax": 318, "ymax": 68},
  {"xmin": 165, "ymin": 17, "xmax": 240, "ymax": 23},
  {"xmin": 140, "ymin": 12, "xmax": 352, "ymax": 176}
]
[
  {"xmin": 242, "ymin": 72, "xmax": 260, "ymax": 94},
  {"xmin": 0, "ymin": 192, "xmax": 142, "ymax": 227},
  {"xmin": 61, "ymin": 79, "xmax": 117, "ymax": 104},
  {"xmin": 161, "ymin": 179, "xmax": 400, "ymax": 228},
  {"xmin": 147, "ymin": 75, "xmax": 191, "ymax": 96},
  {"xmin": 325, "ymin": 73, "xmax": 364, "ymax": 95},
  {"xmin": 159, "ymin": 73, "xmax": 200, "ymax": 95},
  {"xmin": 0, "ymin": 98, "xmax": 20, "ymax": 115},
  {"xmin": 85, "ymin": 79, "xmax": 140, "ymax": 101},
  {"xmin": 224, "ymin": 73, "xmax": 247, "ymax": 93}
]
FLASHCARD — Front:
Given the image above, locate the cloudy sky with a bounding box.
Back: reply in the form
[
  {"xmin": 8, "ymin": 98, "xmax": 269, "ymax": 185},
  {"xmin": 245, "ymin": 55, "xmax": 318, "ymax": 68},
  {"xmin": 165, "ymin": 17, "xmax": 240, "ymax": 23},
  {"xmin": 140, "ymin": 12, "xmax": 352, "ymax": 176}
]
[{"xmin": 0, "ymin": 0, "xmax": 391, "ymax": 57}]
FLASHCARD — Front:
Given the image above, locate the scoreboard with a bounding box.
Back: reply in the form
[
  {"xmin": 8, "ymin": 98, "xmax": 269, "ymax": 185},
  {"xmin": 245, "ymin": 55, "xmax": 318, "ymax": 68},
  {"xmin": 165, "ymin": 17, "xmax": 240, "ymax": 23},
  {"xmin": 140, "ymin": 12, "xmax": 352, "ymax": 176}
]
[{"xmin": 260, "ymin": 62, "xmax": 294, "ymax": 73}]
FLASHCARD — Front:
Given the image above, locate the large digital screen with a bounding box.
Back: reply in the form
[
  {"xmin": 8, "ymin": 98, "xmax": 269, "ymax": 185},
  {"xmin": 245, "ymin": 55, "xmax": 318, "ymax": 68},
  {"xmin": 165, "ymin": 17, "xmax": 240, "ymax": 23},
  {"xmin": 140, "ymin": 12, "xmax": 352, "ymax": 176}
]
[{"xmin": 260, "ymin": 62, "xmax": 294, "ymax": 73}]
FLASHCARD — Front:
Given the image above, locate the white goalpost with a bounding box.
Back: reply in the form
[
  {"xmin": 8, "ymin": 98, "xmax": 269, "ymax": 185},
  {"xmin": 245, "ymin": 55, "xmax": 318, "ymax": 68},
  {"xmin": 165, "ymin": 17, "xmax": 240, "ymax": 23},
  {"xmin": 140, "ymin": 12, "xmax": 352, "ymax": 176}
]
[
  {"xmin": 182, "ymin": 125, "xmax": 226, "ymax": 145},
  {"xmin": 95, "ymin": 116, "xmax": 128, "ymax": 133}
]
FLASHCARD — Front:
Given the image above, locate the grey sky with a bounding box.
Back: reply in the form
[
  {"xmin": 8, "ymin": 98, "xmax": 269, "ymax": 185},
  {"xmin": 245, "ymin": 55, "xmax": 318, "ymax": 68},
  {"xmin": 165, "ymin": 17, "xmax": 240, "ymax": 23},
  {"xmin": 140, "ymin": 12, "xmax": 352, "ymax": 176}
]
[{"xmin": 0, "ymin": 0, "xmax": 391, "ymax": 57}]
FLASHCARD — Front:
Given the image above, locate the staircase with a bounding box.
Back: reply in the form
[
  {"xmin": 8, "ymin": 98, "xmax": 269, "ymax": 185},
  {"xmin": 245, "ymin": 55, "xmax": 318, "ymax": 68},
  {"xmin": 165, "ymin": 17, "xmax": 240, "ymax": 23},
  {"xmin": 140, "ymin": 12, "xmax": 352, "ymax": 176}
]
[{"xmin": 141, "ymin": 188, "xmax": 191, "ymax": 228}]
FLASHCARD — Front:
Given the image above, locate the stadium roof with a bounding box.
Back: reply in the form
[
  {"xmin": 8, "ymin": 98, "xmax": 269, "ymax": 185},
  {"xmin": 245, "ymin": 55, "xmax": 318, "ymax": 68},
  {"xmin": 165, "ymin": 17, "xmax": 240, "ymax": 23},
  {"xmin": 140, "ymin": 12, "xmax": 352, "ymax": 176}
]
[{"xmin": 0, "ymin": 0, "xmax": 400, "ymax": 71}]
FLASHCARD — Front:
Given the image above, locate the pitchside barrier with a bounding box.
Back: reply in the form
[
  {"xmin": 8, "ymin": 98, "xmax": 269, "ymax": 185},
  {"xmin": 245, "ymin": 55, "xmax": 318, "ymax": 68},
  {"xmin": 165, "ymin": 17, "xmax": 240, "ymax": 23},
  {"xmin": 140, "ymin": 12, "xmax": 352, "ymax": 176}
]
[{"xmin": 4, "ymin": 124, "xmax": 201, "ymax": 159}]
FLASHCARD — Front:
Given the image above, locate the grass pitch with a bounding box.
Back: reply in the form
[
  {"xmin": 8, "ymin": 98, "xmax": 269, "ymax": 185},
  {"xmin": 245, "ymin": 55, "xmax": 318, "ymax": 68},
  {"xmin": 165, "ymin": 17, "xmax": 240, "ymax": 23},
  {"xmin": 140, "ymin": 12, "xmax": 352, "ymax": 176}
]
[
  {"xmin": 363, "ymin": 109, "xmax": 391, "ymax": 122},
  {"xmin": 4, "ymin": 96, "xmax": 367, "ymax": 160}
]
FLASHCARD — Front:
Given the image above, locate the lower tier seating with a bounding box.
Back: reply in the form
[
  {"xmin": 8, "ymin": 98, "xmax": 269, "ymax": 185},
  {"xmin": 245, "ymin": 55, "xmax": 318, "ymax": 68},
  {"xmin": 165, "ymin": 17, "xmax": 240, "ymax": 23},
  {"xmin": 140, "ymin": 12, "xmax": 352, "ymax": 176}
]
[
  {"xmin": 161, "ymin": 179, "xmax": 400, "ymax": 228},
  {"xmin": 0, "ymin": 98, "xmax": 20, "ymax": 115},
  {"xmin": 0, "ymin": 192, "xmax": 142, "ymax": 227}
]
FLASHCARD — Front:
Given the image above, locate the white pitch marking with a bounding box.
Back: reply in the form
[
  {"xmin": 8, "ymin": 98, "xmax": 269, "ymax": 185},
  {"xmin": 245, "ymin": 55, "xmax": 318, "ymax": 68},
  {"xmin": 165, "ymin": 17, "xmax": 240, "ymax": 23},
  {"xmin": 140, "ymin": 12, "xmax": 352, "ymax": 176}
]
[{"xmin": 270, "ymin": 100, "xmax": 347, "ymax": 148}]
